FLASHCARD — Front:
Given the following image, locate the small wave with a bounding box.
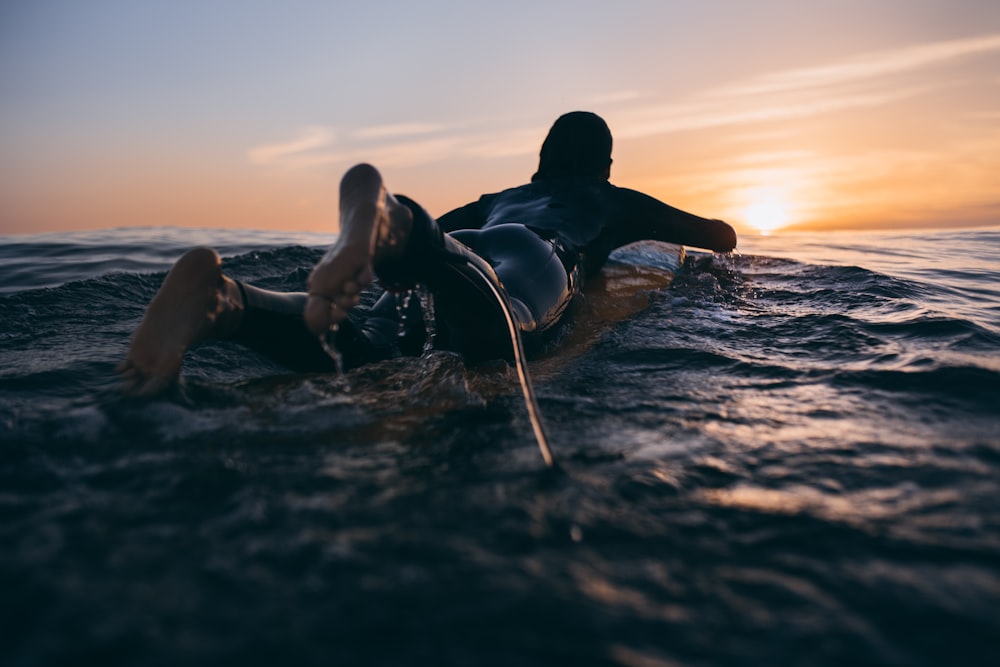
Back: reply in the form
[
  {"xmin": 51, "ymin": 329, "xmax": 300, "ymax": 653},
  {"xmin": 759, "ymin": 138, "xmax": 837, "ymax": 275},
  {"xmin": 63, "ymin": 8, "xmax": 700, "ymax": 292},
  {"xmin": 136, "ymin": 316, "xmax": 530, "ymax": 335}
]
[
  {"xmin": 0, "ymin": 230, "xmax": 330, "ymax": 294},
  {"xmin": 3, "ymin": 227, "xmax": 1000, "ymax": 667},
  {"xmin": 831, "ymin": 363, "xmax": 1000, "ymax": 404}
]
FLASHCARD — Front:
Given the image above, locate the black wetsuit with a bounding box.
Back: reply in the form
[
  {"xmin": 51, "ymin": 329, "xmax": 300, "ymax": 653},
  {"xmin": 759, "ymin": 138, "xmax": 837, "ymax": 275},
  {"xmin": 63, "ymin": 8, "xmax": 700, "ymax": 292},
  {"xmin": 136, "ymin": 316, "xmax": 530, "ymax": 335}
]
[{"xmin": 232, "ymin": 177, "xmax": 735, "ymax": 371}]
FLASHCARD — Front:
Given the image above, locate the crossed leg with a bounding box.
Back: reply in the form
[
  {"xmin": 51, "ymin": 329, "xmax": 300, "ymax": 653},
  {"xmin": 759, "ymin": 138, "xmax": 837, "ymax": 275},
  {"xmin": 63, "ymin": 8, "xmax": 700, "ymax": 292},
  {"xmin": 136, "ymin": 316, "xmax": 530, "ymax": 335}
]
[
  {"xmin": 304, "ymin": 163, "xmax": 414, "ymax": 336},
  {"xmin": 118, "ymin": 164, "xmax": 416, "ymax": 395}
]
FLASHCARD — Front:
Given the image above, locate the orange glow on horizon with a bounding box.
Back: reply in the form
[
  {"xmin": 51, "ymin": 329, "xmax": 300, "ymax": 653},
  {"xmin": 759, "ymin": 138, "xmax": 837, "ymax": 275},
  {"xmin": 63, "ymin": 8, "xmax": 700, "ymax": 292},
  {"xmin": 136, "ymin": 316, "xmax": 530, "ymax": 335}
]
[
  {"xmin": 741, "ymin": 190, "xmax": 793, "ymax": 235},
  {"xmin": 3, "ymin": 9, "xmax": 1000, "ymax": 238}
]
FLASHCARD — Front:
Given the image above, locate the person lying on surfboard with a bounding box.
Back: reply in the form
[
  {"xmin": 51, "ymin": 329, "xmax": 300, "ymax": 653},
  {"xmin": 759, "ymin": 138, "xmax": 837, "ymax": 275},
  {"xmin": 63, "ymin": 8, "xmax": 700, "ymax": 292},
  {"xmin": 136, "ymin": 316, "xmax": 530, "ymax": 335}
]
[{"xmin": 118, "ymin": 111, "xmax": 737, "ymax": 396}]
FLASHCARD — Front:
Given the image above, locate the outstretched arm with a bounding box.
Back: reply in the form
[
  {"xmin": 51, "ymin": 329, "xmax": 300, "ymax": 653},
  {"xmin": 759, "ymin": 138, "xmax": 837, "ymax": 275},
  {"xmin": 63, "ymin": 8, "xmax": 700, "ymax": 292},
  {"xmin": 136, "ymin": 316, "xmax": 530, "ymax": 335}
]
[{"xmin": 618, "ymin": 187, "xmax": 737, "ymax": 252}]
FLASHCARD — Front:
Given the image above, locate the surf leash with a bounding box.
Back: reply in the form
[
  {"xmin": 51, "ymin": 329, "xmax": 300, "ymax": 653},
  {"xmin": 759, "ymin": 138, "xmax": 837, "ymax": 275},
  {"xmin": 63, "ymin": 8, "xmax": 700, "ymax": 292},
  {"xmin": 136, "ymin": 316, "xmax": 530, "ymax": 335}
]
[{"xmin": 464, "ymin": 261, "xmax": 557, "ymax": 469}]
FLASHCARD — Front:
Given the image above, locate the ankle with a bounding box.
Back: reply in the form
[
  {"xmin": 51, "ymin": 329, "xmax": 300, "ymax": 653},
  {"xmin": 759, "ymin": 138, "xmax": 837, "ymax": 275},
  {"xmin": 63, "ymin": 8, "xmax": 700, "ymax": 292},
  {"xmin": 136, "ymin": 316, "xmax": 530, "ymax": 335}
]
[
  {"xmin": 211, "ymin": 276, "xmax": 246, "ymax": 339},
  {"xmin": 373, "ymin": 195, "xmax": 443, "ymax": 290}
]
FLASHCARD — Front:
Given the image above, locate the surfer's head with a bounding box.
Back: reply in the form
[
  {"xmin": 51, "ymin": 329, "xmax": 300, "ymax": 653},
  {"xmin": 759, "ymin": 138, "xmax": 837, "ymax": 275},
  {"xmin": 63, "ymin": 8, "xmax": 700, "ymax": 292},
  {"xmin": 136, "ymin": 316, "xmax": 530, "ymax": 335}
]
[{"xmin": 532, "ymin": 111, "xmax": 613, "ymax": 182}]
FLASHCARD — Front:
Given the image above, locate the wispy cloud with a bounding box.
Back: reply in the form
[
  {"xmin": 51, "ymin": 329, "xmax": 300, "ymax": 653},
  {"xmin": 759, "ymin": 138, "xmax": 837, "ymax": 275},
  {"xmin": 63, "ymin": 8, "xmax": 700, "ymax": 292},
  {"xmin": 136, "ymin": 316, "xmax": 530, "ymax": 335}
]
[
  {"xmin": 583, "ymin": 89, "xmax": 650, "ymax": 106},
  {"xmin": 614, "ymin": 84, "xmax": 935, "ymax": 140},
  {"xmin": 247, "ymin": 119, "xmax": 539, "ymax": 171},
  {"xmin": 353, "ymin": 122, "xmax": 445, "ymax": 140},
  {"xmin": 614, "ymin": 33, "xmax": 1000, "ymax": 141},
  {"xmin": 717, "ymin": 32, "xmax": 1000, "ymax": 97},
  {"xmin": 247, "ymin": 126, "xmax": 335, "ymax": 166},
  {"xmin": 247, "ymin": 133, "xmax": 461, "ymax": 170}
]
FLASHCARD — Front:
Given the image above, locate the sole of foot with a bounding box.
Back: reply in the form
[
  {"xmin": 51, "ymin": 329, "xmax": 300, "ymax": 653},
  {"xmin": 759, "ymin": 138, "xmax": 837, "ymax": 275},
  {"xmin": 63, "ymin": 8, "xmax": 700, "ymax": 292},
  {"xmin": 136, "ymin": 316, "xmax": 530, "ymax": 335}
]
[
  {"xmin": 305, "ymin": 163, "xmax": 412, "ymax": 336},
  {"xmin": 117, "ymin": 247, "xmax": 241, "ymax": 396}
]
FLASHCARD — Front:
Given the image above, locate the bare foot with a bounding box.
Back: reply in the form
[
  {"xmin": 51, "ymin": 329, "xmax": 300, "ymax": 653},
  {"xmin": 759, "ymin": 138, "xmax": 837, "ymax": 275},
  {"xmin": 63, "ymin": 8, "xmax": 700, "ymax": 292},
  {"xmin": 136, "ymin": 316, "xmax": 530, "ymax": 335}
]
[
  {"xmin": 117, "ymin": 247, "xmax": 244, "ymax": 396},
  {"xmin": 304, "ymin": 163, "xmax": 413, "ymax": 336}
]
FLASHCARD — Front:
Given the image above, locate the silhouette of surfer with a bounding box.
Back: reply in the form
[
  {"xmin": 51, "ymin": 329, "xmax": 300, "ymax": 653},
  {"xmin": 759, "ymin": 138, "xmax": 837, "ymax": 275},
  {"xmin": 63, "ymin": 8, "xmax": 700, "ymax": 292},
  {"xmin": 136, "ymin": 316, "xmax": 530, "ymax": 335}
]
[{"xmin": 118, "ymin": 111, "xmax": 737, "ymax": 395}]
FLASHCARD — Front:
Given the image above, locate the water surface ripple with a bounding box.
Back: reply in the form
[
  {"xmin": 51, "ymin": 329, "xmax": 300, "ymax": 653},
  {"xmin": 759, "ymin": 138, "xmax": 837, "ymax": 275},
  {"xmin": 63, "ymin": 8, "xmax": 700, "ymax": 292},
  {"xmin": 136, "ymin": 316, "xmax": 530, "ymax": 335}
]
[{"xmin": 1, "ymin": 227, "xmax": 998, "ymax": 666}]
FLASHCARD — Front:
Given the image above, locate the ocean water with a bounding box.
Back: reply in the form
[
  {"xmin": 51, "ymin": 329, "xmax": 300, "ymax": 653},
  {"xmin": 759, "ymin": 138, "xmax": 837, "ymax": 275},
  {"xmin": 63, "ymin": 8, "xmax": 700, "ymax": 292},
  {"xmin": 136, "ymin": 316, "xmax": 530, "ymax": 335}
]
[{"xmin": 1, "ymin": 226, "xmax": 998, "ymax": 666}]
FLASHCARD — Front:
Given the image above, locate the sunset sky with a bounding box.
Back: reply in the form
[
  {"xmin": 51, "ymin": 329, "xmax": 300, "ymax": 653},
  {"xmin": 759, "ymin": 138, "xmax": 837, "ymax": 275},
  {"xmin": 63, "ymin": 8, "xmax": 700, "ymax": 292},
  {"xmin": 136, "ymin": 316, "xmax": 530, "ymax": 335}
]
[{"xmin": 2, "ymin": 0, "xmax": 999, "ymax": 237}]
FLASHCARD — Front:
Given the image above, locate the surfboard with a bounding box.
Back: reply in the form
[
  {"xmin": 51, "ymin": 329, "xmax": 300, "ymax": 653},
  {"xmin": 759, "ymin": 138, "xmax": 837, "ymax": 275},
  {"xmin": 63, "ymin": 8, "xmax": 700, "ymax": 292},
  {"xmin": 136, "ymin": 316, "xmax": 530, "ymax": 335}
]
[
  {"xmin": 154, "ymin": 237, "xmax": 686, "ymax": 472},
  {"xmin": 531, "ymin": 240, "xmax": 684, "ymax": 380}
]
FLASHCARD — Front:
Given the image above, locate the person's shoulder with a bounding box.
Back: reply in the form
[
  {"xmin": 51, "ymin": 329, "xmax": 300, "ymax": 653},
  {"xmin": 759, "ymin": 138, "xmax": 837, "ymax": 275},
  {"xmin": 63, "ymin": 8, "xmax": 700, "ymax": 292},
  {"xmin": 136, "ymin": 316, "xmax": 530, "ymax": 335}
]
[
  {"xmin": 606, "ymin": 182, "xmax": 646, "ymax": 197},
  {"xmin": 495, "ymin": 181, "xmax": 536, "ymax": 195},
  {"xmin": 482, "ymin": 182, "xmax": 540, "ymax": 205}
]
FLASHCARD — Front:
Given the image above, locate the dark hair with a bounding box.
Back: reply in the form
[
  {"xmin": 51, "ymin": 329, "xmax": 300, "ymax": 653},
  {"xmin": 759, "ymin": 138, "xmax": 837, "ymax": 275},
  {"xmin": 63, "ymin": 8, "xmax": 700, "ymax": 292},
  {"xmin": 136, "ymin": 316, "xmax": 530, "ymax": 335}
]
[{"xmin": 532, "ymin": 111, "xmax": 613, "ymax": 181}]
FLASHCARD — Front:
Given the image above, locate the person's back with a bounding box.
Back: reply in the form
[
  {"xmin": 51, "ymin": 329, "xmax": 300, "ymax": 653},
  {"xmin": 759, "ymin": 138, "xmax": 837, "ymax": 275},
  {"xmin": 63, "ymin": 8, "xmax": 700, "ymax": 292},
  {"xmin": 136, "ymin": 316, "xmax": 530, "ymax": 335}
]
[{"xmin": 441, "ymin": 178, "xmax": 623, "ymax": 278}]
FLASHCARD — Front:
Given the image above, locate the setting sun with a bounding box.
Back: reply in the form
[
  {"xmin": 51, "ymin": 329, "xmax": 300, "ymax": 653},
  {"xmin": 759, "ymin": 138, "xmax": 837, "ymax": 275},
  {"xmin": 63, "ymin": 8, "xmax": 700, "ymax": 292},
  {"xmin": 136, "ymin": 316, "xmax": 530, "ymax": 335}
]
[
  {"xmin": 740, "ymin": 189, "xmax": 793, "ymax": 235},
  {"xmin": 2, "ymin": 5, "xmax": 1000, "ymax": 236}
]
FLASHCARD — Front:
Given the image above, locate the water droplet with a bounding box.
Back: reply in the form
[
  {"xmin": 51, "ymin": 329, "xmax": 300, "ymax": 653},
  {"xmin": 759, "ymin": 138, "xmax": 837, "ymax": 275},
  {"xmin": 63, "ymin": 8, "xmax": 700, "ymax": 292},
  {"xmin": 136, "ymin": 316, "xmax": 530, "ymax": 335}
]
[
  {"xmin": 418, "ymin": 285, "xmax": 436, "ymax": 353},
  {"xmin": 317, "ymin": 324, "xmax": 344, "ymax": 375},
  {"xmin": 395, "ymin": 289, "xmax": 414, "ymax": 338}
]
